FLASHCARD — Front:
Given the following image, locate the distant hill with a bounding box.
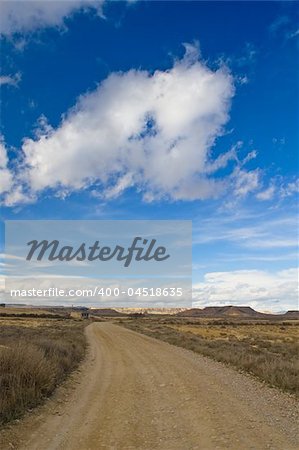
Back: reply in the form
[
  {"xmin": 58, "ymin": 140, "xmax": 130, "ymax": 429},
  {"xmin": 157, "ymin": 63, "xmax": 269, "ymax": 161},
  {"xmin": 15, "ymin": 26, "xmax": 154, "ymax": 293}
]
[
  {"xmin": 115, "ymin": 308, "xmax": 187, "ymax": 315},
  {"xmin": 177, "ymin": 305, "xmax": 282, "ymax": 318},
  {"xmin": 90, "ymin": 307, "xmax": 187, "ymax": 316},
  {"xmin": 282, "ymin": 310, "xmax": 299, "ymax": 319},
  {"xmin": 89, "ymin": 308, "xmax": 123, "ymax": 317},
  {"xmin": 0, "ymin": 305, "xmax": 69, "ymax": 318}
]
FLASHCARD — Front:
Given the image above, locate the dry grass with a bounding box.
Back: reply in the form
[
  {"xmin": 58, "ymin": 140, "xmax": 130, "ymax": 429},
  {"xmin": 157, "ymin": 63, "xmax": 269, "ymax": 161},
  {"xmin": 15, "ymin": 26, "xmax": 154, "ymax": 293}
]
[
  {"xmin": 0, "ymin": 306, "xmax": 70, "ymax": 319},
  {"xmin": 0, "ymin": 318, "xmax": 87, "ymax": 425},
  {"xmin": 119, "ymin": 317, "xmax": 299, "ymax": 395}
]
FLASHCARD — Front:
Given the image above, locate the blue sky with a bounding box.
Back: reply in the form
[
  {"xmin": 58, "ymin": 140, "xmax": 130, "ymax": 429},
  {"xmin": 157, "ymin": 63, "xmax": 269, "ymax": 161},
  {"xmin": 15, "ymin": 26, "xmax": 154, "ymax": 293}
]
[{"xmin": 0, "ymin": 1, "xmax": 298, "ymax": 311}]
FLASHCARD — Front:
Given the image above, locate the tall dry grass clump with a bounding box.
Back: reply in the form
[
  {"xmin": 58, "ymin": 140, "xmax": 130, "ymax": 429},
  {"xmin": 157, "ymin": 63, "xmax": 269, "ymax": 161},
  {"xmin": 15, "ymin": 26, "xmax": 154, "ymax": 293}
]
[{"xmin": 0, "ymin": 319, "xmax": 87, "ymax": 425}]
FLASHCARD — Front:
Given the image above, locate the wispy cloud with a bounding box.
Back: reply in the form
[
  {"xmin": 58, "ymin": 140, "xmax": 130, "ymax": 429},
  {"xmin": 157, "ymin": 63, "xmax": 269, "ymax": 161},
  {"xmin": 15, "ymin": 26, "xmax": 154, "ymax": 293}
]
[
  {"xmin": 269, "ymin": 14, "xmax": 299, "ymax": 42},
  {"xmin": 194, "ymin": 208, "xmax": 298, "ymax": 252},
  {"xmin": 256, "ymin": 185, "xmax": 275, "ymax": 201},
  {"xmin": 0, "ymin": 1, "xmax": 105, "ymax": 37},
  {"xmin": 0, "ymin": 72, "xmax": 21, "ymax": 87}
]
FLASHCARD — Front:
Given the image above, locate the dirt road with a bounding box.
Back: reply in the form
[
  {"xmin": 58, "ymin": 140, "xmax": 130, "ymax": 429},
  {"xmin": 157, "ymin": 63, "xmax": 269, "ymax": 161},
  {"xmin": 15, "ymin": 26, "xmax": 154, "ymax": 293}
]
[{"xmin": 1, "ymin": 322, "xmax": 298, "ymax": 450}]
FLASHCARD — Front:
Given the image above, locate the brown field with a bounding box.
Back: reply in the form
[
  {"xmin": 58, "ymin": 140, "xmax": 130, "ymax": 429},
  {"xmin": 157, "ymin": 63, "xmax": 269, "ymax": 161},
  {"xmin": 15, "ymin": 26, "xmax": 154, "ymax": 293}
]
[
  {"xmin": 0, "ymin": 306, "xmax": 70, "ymax": 319},
  {"xmin": 0, "ymin": 316, "xmax": 87, "ymax": 425},
  {"xmin": 118, "ymin": 316, "xmax": 299, "ymax": 395}
]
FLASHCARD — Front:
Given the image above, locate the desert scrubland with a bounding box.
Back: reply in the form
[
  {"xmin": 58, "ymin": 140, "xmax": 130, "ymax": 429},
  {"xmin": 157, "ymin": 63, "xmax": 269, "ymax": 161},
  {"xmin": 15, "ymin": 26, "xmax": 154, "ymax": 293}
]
[{"xmin": 119, "ymin": 316, "xmax": 299, "ymax": 394}]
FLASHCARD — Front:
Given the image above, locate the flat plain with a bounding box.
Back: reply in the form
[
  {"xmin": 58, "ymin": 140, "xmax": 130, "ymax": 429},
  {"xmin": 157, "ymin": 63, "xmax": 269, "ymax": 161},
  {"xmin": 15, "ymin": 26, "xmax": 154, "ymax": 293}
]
[
  {"xmin": 0, "ymin": 308, "xmax": 298, "ymax": 450},
  {"xmin": 119, "ymin": 315, "xmax": 299, "ymax": 394}
]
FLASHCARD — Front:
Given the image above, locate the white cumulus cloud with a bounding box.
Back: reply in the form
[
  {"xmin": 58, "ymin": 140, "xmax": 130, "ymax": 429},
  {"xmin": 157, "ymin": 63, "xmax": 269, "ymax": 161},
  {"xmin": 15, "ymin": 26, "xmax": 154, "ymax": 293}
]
[
  {"xmin": 193, "ymin": 268, "xmax": 299, "ymax": 312},
  {"xmin": 18, "ymin": 45, "xmax": 237, "ymax": 202}
]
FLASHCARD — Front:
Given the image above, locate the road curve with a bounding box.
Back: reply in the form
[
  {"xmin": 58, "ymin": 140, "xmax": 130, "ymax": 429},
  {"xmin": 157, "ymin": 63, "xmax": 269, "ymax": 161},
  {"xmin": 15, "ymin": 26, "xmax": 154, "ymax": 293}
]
[{"xmin": 1, "ymin": 322, "xmax": 298, "ymax": 450}]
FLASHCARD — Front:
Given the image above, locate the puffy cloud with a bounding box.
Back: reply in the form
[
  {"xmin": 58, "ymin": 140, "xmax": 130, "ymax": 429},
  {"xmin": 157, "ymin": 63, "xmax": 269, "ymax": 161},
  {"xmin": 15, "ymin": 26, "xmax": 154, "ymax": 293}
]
[
  {"xmin": 193, "ymin": 268, "xmax": 298, "ymax": 312},
  {"xmin": 19, "ymin": 45, "xmax": 237, "ymax": 202},
  {"xmin": 0, "ymin": 0, "xmax": 104, "ymax": 36},
  {"xmin": 2, "ymin": 186, "xmax": 35, "ymax": 207}
]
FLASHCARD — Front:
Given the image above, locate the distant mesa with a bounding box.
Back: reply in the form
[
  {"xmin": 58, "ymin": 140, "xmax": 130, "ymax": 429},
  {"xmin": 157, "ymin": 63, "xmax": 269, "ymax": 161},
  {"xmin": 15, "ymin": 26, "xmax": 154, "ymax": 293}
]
[
  {"xmin": 176, "ymin": 305, "xmax": 298, "ymax": 319},
  {"xmin": 282, "ymin": 310, "xmax": 299, "ymax": 319},
  {"xmin": 86, "ymin": 305, "xmax": 299, "ymax": 319}
]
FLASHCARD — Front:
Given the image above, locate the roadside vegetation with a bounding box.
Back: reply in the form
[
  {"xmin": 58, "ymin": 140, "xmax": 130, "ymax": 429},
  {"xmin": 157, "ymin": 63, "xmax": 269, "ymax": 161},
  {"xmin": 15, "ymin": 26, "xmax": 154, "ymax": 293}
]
[
  {"xmin": 0, "ymin": 317, "xmax": 87, "ymax": 425},
  {"xmin": 119, "ymin": 317, "xmax": 299, "ymax": 395}
]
